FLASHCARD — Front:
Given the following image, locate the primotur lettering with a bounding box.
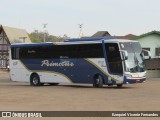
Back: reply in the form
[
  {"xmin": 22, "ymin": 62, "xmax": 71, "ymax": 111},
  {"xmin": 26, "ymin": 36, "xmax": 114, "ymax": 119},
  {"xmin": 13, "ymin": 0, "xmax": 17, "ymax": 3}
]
[{"xmin": 41, "ymin": 60, "xmax": 74, "ymax": 67}]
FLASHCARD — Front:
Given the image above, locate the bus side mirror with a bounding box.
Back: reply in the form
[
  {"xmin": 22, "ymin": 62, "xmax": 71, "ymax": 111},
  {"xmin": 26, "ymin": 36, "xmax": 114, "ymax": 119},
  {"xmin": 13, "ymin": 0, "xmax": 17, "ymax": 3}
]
[
  {"xmin": 120, "ymin": 50, "xmax": 128, "ymax": 61},
  {"xmin": 142, "ymin": 49, "xmax": 151, "ymax": 60}
]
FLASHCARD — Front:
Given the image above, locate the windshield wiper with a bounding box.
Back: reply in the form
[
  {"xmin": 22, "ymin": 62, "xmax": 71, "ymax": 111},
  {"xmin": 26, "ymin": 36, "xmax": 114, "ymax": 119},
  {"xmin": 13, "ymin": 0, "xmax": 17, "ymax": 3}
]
[{"xmin": 134, "ymin": 54, "xmax": 139, "ymax": 66}]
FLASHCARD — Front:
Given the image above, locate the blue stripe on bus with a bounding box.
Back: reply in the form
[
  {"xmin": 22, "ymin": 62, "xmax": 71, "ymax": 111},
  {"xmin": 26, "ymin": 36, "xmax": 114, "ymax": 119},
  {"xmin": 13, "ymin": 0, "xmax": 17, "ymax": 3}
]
[{"xmin": 21, "ymin": 59, "xmax": 117, "ymax": 84}]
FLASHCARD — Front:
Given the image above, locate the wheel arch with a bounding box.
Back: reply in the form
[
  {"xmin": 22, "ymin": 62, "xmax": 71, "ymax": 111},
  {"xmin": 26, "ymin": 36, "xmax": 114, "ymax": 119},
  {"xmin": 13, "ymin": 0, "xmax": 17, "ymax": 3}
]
[
  {"xmin": 30, "ymin": 72, "xmax": 40, "ymax": 82},
  {"xmin": 93, "ymin": 73, "xmax": 105, "ymax": 84},
  {"xmin": 30, "ymin": 72, "xmax": 39, "ymax": 80},
  {"xmin": 30, "ymin": 72, "xmax": 42, "ymax": 86}
]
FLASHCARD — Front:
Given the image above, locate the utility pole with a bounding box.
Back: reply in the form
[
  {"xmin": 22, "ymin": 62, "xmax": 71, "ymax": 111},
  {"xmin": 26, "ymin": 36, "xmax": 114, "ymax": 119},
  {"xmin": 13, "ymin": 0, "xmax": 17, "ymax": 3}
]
[
  {"xmin": 78, "ymin": 24, "xmax": 83, "ymax": 38},
  {"xmin": 42, "ymin": 23, "xmax": 47, "ymax": 42}
]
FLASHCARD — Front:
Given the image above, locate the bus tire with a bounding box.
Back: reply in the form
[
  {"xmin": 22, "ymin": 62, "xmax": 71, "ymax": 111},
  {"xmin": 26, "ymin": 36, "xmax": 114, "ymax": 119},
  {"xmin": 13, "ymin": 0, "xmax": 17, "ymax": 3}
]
[
  {"xmin": 93, "ymin": 74, "xmax": 103, "ymax": 88},
  {"xmin": 117, "ymin": 84, "xmax": 123, "ymax": 88},
  {"xmin": 30, "ymin": 74, "xmax": 41, "ymax": 86}
]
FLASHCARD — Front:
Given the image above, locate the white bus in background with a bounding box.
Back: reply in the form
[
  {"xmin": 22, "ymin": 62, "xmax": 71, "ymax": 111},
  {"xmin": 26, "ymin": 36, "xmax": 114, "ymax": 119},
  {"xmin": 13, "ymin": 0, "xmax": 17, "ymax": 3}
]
[{"xmin": 9, "ymin": 38, "xmax": 151, "ymax": 87}]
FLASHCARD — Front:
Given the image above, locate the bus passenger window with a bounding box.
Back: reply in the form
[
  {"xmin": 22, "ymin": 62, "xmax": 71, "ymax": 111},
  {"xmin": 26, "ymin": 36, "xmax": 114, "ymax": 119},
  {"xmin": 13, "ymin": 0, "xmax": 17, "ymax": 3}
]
[{"xmin": 11, "ymin": 47, "xmax": 20, "ymax": 60}]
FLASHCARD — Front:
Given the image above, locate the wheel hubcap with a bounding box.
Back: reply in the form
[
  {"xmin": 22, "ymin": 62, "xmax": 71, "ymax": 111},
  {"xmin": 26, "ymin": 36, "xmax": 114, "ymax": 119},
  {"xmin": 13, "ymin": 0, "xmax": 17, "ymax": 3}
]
[
  {"xmin": 96, "ymin": 78, "xmax": 100, "ymax": 84},
  {"xmin": 33, "ymin": 77, "xmax": 38, "ymax": 85}
]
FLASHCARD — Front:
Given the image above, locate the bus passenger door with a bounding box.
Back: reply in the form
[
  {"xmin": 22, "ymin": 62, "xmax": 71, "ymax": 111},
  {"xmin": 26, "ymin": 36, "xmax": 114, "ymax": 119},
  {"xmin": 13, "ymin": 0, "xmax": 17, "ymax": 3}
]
[{"xmin": 104, "ymin": 43, "xmax": 124, "ymax": 83}]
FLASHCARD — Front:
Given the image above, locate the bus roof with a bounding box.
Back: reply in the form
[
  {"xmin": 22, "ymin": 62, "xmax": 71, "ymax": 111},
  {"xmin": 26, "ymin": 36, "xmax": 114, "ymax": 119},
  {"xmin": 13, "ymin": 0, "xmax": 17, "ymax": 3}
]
[
  {"xmin": 64, "ymin": 37, "xmax": 115, "ymax": 42},
  {"xmin": 11, "ymin": 42, "xmax": 54, "ymax": 47},
  {"xmin": 11, "ymin": 38, "xmax": 138, "ymax": 47}
]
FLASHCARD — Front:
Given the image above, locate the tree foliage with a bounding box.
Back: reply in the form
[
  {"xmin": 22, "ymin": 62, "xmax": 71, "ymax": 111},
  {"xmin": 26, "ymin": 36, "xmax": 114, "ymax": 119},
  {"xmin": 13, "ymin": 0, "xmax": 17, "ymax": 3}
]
[{"xmin": 29, "ymin": 31, "xmax": 70, "ymax": 43}]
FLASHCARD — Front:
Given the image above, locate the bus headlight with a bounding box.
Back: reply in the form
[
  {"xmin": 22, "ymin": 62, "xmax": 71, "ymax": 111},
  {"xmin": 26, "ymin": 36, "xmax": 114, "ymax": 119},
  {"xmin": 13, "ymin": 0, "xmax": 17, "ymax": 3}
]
[
  {"xmin": 125, "ymin": 74, "xmax": 132, "ymax": 78},
  {"xmin": 142, "ymin": 75, "xmax": 146, "ymax": 77},
  {"xmin": 143, "ymin": 73, "xmax": 146, "ymax": 77}
]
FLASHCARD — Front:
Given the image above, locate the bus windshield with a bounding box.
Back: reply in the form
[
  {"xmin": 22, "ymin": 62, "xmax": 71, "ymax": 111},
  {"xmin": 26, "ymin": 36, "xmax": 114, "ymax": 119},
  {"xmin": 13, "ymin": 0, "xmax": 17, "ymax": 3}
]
[{"xmin": 120, "ymin": 42, "xmax": 145, "ymax": 73}]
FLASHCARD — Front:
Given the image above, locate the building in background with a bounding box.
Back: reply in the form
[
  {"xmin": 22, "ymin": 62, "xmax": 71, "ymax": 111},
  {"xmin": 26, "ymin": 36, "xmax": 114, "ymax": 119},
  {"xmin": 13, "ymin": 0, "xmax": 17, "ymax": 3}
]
[
  {"xmin": 133, "ymin": 31, "xmax": 160, "ymax": 59},
  {"xmin": 0, "ymin": 25, "xmax": 31, "ymax": 69},
  {"xmin": 91, "ymin": 31, "xmax": 111, "ymax": 38},
  {"xmin": 133, "ymin": 31, "xmax": 160, "ymax": 78},
  {"xmin": 115, "ymin": 34, "xmax": 136, "ymax": 40},
  {"xmin": 84, "ymin": 31, "xmax": 136, "ymax": 40}
]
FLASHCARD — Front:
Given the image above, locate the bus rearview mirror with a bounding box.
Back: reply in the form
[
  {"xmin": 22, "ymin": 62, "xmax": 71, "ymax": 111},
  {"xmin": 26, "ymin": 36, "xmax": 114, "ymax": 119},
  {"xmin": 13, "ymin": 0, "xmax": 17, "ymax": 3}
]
[{"xmin": 120, "ymin": 50, "xmax": 128, "ymax": 61}]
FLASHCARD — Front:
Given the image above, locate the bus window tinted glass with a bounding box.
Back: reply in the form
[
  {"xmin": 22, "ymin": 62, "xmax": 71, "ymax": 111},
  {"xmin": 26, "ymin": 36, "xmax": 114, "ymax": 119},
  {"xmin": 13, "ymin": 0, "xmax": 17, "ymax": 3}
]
[
  {"xmin": 19, "ymin": 44, "xmax": 104, "ymax": 59},
  {"xmin": 11, "ymin": 47, "xmax": 20, "ymax": 59},
  {"xmin": 105, "ymin": 43, "xmax": 123, "ymax": 74}
]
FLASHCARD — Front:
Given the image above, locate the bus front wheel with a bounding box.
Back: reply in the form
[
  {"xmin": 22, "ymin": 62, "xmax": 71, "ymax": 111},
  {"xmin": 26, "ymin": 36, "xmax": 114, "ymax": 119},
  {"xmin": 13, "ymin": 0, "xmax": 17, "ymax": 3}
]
[
  {"xmin": 30, "ymin": 74, "xmax": 41, "ymax": 86},
  {"xmin": 93, "ymin": 75, "xmax": 103, "ymax": 88}
]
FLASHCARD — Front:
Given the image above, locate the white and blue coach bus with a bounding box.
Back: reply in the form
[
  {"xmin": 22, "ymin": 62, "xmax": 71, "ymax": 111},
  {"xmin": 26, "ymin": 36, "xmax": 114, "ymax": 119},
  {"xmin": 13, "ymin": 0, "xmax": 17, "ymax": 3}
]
[{"xmin": 9, "ymin": 38, "xmax": 150, "ymax": 87}]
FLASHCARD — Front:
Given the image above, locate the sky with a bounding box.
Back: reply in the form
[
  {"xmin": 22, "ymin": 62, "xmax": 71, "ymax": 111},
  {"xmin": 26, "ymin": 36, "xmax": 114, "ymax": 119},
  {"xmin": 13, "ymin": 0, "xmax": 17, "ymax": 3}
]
[{"xmin": 1, "ymin": 0, "xmax": 160, "ymax": 38}]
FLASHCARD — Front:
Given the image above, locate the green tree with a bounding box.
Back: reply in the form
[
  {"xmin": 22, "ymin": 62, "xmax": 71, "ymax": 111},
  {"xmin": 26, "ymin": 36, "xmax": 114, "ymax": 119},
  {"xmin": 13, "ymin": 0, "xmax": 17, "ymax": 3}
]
[{"xmin": 29, "ymin": 31, "xmax": 70, "ymax": 43}]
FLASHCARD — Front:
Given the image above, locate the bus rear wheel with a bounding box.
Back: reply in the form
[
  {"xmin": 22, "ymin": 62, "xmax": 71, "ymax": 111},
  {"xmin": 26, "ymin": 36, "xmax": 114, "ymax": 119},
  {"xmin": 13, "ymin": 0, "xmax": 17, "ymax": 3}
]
[
  {"xmin": 30, "ymin": 74, "xmax": 41, "ymax": 86},
  {"xmin": 93, "ymin": 75, "xmax": 103, "ymax": 88}
]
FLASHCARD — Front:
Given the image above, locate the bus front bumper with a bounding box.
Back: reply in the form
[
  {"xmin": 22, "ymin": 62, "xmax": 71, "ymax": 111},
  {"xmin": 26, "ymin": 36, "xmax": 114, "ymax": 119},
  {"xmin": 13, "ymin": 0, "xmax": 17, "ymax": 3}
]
[{"xmin": 124, "ymin": 77, "xmax": 146, "ymax": 84}]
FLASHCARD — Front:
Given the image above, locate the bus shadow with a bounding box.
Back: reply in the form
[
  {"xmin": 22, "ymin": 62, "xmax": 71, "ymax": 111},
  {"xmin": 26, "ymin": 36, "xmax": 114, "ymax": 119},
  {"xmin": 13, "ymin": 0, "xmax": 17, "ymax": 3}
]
[
  {"xmin": 59, "ymin": 84, "xmax": 135, "ymax": 89},
  {"xmin": 5, "ymin": 83, "xmax": 136, "ymax": 89}
]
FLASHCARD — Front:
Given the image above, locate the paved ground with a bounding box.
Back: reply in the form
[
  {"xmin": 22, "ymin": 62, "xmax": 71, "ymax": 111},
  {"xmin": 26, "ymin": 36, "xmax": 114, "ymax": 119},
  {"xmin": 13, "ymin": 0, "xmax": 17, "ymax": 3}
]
[{"xmin": 0, "ymin": 70, "xmax": 160, "ymax": 120}]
